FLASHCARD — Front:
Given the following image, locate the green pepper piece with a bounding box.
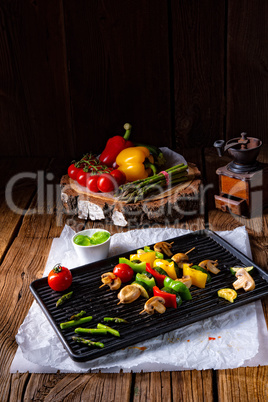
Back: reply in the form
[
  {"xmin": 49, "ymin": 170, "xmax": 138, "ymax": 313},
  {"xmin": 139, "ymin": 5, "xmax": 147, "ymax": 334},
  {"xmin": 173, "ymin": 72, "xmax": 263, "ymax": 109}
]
[
  {"xmin": 153, "ymin": 266, "xmax": 167, "ymax": 276},
  {"xmin": 135, "ymin": 272, "xmax": 156, "ymax": 292},
  {"xmin": 119, "ymin": 257, "xmax": 146, "ymax": 273},
  {"xmin": 191, "ymin": 265, "xmax": 212, "ymax": 283},
  {"xmin": 161, "ymin": 287, "xmax": 183, "ymax": 306},
  {"xmin": 155, "ymin": 251, "xmax": 164, "ymax": 259},
  {"xmin": 143, "ymin": 246, "xmax": 152, "ymax": 252},
  {"xmin": 163, "ymin": 277, "xmax": 192, "ymax": 301}
]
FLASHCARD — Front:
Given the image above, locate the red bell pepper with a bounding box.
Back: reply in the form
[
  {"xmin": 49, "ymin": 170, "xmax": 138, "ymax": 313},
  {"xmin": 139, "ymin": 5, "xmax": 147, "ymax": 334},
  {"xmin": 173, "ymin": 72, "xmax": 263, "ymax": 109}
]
[
  {"xmin": 99, "ymin": 123, "xmax": 133, "ymax": 167},
  {"xmin": 146, "ymin": 263, "xmax": 166, "ymax": 288},
  {"xmin": 153, "ymin": 286, "xmax": 177, "ymax": 308}
]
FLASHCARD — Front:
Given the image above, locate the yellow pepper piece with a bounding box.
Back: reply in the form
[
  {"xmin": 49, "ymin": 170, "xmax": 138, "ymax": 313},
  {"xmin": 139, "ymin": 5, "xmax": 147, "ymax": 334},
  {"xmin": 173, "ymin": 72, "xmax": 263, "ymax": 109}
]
[
  {"xmin": 137, "ymin": 249, "xmax": 146, "ymax": 255},
  {"xmin": 183, "ymin": 264, "xmax": 207, "ymax": 288},
  {"xmin": 116, "ymin": 147, "xmax": 154, "ymax": 182},
  {"xmin": 130, "ymin": 253, "xmax": 140, "ymax": 261},
  {"xmin": 153, "ymin": 259, "xmax": 177, "ymax": 280},
  {"xmin": 130, "ymin": 251, "xmax": 156, "ymax": 266}
]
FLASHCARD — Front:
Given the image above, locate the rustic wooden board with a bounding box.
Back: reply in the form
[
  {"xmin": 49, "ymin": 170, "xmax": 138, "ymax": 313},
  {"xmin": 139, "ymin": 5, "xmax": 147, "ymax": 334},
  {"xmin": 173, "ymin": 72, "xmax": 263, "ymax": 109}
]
[
  {"xmin": 0, "ymin": 157, "xmax": 49, "ymax": 262},
  {"xmin": 172, "ymin": 370, "xmax": 214, "ymax": 402},
  {"xmin": 61, "ymin": 163, "xmax": 201, "ymax": 227},
  {"xmin": 0, "ymin": 237, "xmax": 52, "ymax": 401},
  {"xmin": 133, "ymin": 372, "xmax": 171, "ymax": 402}
]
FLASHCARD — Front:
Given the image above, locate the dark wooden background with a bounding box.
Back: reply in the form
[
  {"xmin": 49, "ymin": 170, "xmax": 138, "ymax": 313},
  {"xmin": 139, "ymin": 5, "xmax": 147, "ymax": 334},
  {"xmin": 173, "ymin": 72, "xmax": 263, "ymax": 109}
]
[{"xmin": 0, "ymin": 0, "xmax": 267, "ymax": 160}]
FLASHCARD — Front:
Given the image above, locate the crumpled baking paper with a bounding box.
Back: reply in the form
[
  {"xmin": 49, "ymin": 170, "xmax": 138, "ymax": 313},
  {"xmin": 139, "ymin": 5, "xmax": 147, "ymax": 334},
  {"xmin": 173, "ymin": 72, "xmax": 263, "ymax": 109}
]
[{"xmin": 11, "ymin": 226, "xmax": 268, "ymax": 373}]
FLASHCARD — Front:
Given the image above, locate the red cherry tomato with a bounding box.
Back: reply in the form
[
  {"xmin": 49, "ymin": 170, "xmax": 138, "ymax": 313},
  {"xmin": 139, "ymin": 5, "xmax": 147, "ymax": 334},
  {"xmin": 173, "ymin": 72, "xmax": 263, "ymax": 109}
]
[
  {"xmin": 97, "ymin": 174, "xmax": 116, "ymax": 192},
  {"xmin": 113, "ymin": 264, "xmax": 134, "ymax": 283},
  {"xmin": 48, "ymin": 264, "xmax": 72, "ymax": 291},
  {"xmin": 68, "ymin": 164, "xmax": 81, "ymax": 180},
  {"xmin": 76, "ymin": 170, "xmax": 90, "ymax": 187},
  {"xmin": 110, "ymin": 169, "xmax": 126, "ymax": 186},
  {"xmin": 87, "ymin": 175, "xmax": 100, "ymax": 192}
]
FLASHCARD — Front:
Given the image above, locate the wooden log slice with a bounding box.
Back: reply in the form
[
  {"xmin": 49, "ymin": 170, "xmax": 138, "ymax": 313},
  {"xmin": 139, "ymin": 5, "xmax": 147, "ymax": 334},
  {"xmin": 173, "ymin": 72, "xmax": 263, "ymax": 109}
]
[{"xmin": 60, "ymin": 163, "xmax": 201, "ymax": 227}]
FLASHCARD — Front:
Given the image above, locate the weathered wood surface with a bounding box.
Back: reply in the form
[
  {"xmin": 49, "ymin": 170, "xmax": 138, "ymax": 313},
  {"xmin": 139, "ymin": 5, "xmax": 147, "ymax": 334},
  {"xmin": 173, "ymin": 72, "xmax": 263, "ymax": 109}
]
[
  {"xmin": 61, "ymin": 163, "xmax": 201, "ymax": 227},
  {"xmin": 1, "ymin": 1, "xmax": 268, "ymax": 160},
  {"xmin": 0, "ymin": 154, "xmax": 268, "ymax": 402}
]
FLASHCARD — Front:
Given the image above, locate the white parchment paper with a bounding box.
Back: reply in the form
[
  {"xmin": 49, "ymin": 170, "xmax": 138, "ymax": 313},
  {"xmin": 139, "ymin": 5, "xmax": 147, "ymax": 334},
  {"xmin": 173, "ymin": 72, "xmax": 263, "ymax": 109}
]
[{"xmin": 11, "ymin": 226, "xmax": 268, "ymax": 373}]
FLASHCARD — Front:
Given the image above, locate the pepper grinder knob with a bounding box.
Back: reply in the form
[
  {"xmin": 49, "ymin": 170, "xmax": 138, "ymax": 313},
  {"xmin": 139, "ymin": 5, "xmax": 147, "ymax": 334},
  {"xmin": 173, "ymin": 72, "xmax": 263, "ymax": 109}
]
[{"xmin": 239, "ymin": 132, "xmax": 249, "ymax": 149}]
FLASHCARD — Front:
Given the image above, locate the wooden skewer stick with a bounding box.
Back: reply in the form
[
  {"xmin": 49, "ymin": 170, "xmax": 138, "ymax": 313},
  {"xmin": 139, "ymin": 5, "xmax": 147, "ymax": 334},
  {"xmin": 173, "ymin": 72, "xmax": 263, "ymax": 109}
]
[
  {"xmin": 185, "ymin": 247, "xmax": 195, "ymax": 255},
  {"xmin": 99, "ymin": 283, "xmax": 107, "ymax": 288},
  {"xmin": 139, "ymin": 309, "xmax": 146, "ymax": 314}
]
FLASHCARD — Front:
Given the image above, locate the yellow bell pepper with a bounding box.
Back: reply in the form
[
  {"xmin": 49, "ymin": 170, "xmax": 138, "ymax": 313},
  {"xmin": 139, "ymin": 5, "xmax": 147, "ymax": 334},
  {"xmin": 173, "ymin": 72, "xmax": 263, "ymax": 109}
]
[
  {"xmin": 130, "ymin": 251, "xmax": 156, "ymax": 266},
  {"xmin": 116, "ymin": 146, "xmax": 156, "ymax": 182},
  {"xmin": 183, "ymin": 263, "xmax": 207, "ymax": 288},
  {"xmin": 153, "ymin": 259, "xmax": 178, "ymax": 280}
]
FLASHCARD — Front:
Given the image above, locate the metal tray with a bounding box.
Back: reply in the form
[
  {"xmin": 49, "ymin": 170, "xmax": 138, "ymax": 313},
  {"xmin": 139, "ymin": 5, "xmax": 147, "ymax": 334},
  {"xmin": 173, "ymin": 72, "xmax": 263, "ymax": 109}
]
[{"xmin": 30, "ymin": 229, "xmax": 268, "ymax": 362}]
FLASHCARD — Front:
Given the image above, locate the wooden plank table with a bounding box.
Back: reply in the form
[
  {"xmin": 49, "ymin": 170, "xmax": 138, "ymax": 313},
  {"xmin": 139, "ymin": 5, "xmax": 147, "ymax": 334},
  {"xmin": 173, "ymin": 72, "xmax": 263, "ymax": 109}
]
[{"xmin": 0, "ymin": 152, "xmax": 268, "ymax": 402}]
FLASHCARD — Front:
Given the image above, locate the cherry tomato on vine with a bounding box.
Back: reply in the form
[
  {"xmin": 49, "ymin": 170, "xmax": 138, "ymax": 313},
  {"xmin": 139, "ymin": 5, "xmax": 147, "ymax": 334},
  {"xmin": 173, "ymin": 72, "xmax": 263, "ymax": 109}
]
[
  {"xmin": 76, "ymin": 170, "xmax": 90, "ymax": 187},
  {"xmin": 113, "ymin": 264, "xmax": 134, "ymax": 283},
  {"xmin": 87, "ymin": 175, "xmax": 100, "ymax": 192},
  {"xmin": 97, "ymin": 174, "xmax": 116, "ymax": 192},
  {"xmin": 68, "ymin": 164, "xmax": 81, "ymax": 180},
  {"xmin": 110, "ymin": 169, "xmax": 126, "ymax": 186},
  {"xmin": 48, "ymin": 264, "xmax": 72, "ymax": 291}
]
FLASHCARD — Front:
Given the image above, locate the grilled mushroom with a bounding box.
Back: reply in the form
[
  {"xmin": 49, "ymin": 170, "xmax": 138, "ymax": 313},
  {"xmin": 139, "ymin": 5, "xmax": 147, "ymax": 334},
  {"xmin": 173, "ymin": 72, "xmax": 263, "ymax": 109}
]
[
  {"xmin": 233, "ymin": 268, "xmax": 255, "ymax": 292},
  {"xmin": 154, "ymin": 241, "xmax": 173, "ymax": 257},
  {"xmin": 100, "ymin": 272, "xmax": 122, "ymax": 290},
  {"xmin": 199, "ymin": 260, "xmax": 220, "ymax": 274},
  {"xmin": 142, "ymin": 296, "xmax": 166, "ymax": 315},
  {"xmin": 175, "ymin": 275, "xmax": 192, "ymax": 288},
  {"xmin": 117, "ymin": 285, "xmax": 141, "ymax": 304},
  {"xmin": 171, "ymin": 253, "xmax": 189, "ymax": 268}
]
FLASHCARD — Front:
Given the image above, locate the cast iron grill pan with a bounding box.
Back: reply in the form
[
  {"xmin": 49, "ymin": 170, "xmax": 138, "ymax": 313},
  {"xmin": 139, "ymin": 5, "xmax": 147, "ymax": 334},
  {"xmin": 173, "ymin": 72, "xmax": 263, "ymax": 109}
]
[{"xmin": 30, "ymin": 230, "xmax": 268, "ymax": 362}]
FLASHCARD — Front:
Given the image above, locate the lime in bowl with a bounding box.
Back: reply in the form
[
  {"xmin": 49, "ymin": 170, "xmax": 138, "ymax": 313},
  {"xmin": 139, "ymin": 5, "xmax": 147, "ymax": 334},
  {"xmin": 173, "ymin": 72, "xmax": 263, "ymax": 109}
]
[{"xmin": 72, "ymin": 228, "xmax": 111, "ymax": 265}]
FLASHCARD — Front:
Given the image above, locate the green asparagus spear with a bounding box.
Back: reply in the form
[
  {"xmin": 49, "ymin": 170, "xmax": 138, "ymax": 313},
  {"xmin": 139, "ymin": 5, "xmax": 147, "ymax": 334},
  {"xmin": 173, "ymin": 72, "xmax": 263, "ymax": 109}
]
[
  {"xmin": 103, "ymin": 317, "xmax": 128, "ymax": 323},
  {"xmin": 70, "ymin": 310, "xmax": 87, "ymax": 320},
  {"xmin": 56, "ymin": 291, "xmax": 73, "ymax": 307},
  {"xmin": 97, "ymin": 323, "xmax": 120, "ymax": 337},
  {"xmin": 60, "ymin": 316, "xmax": 93, "ymax": 330},
  {"xmin": 74, "ymin": 327, "xmax": 107, "ymax": 335},
  {"xmin": 116, "ymin": 164, "xmax": 189, "ymax": 202},
  {"xmin": 72, "ymin": 336, "xmax": 104, "ymax": 348}
]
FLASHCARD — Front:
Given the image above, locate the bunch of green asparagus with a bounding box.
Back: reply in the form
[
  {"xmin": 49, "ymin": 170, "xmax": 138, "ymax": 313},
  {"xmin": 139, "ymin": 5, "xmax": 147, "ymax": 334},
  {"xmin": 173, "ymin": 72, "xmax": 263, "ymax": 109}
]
[{"xmin": 115, "ymin": 163, "xmax": 189, "ymax": 203}]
